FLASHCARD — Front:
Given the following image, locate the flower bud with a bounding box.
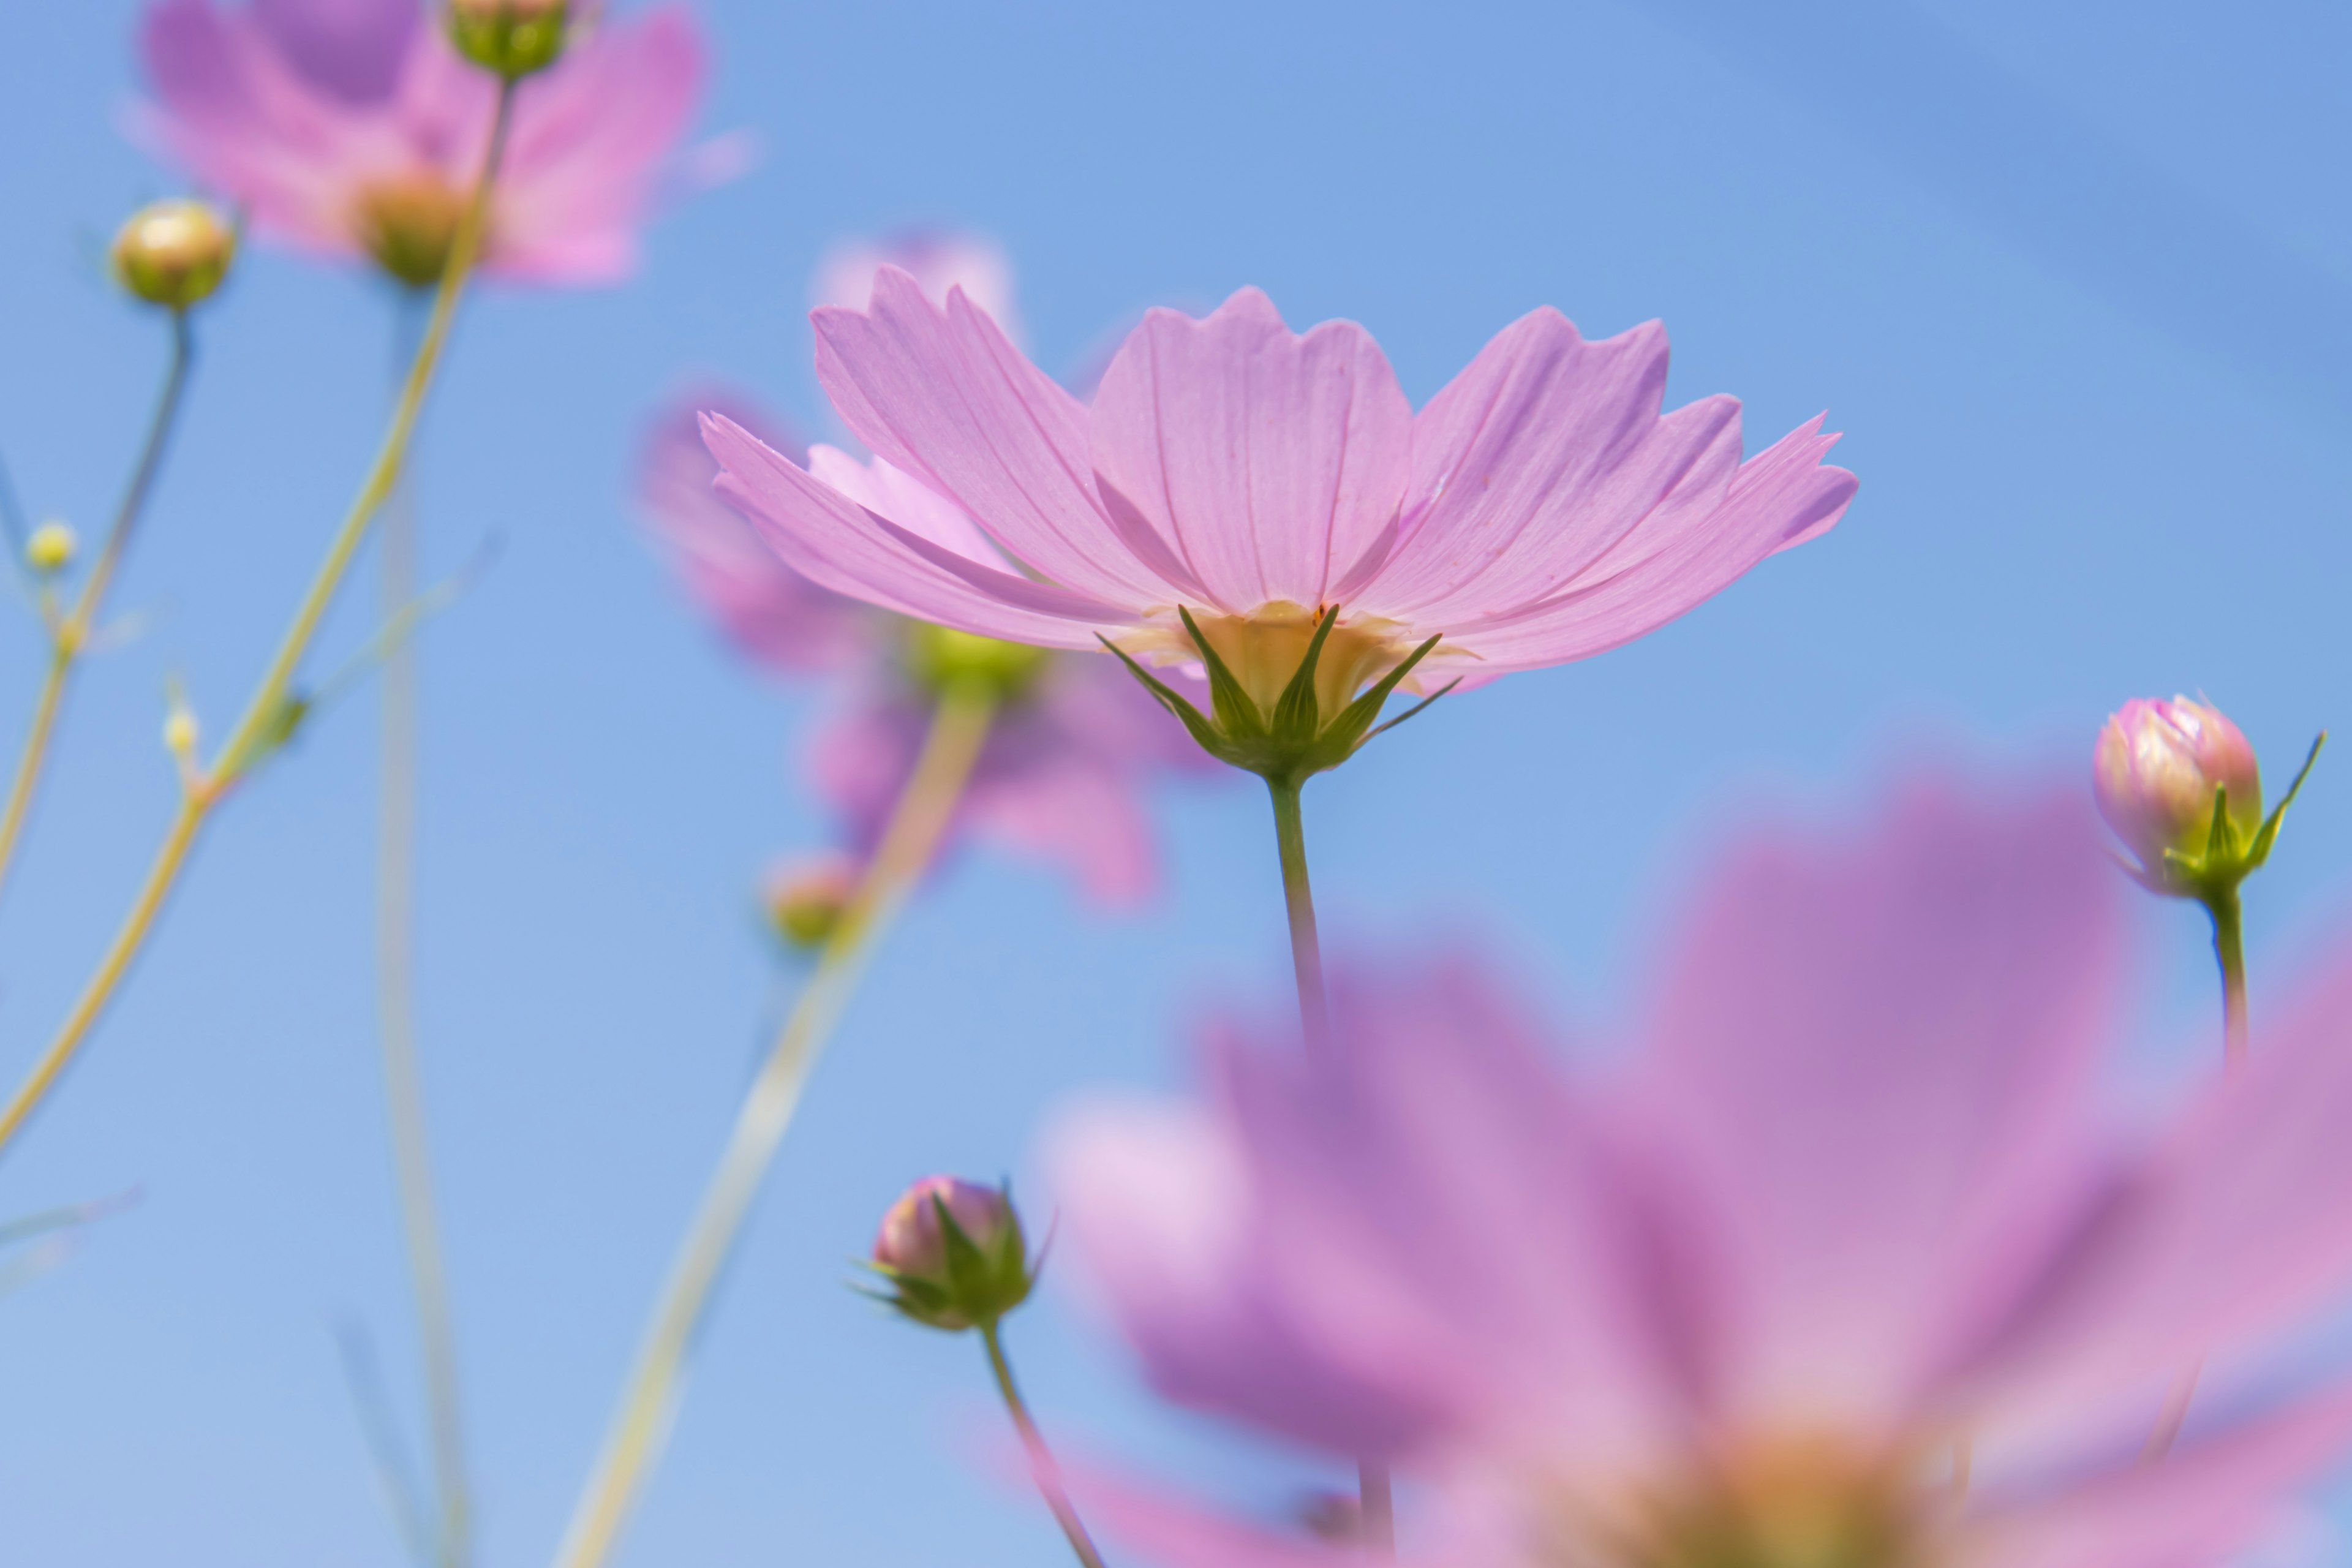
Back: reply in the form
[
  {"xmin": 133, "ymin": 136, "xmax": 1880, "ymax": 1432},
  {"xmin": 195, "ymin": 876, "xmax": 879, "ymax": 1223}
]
[
  {"xmin": 905, "ymin": 620, "xmax": 1050, "ymax": 701},
  {"xmin": 24, "ymin": 521, "xmax": 75, "ymax": 576},
  {"xmin": 2095, "ymin": 696, "xmax": 2262, "ymax": 872},
  {"xmin": 445, "ymin": 0, "xmax": 569, "ymax": 78},
  {"xmin": 111, "ymin": 200, "xmax": 236, "ymax": 310},
  {"xmin": 763, "ymin": 855, "xmax": 857, "ymax": 952},
  {"xmin": 162, "ymin": 706, "xmax": 199, "ymax": 760},
  {"xmin": 869, "ymin": 1175, "xmax": 1033, "ymax": 1332}
]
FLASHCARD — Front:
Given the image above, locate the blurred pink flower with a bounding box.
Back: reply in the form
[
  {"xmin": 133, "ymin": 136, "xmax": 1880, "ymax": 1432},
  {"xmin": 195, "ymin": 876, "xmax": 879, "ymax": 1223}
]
[
  {"xmin": 705, "ymin": 271, "xmax": 1856, "ymax": 707},
  {"xmin": 638, "ymin": 394, "xmax": 1211, "ymax": 906},
  {"xmin": 137, "ymin": 0, "xmax": 704, "ymax": 286},
  {"xmin": 811, "ymin": 230, "xmax": 1024, "ymax": 349},
  {"xmin": 1052, "ymin": 786, "xmax": 2352, "ymax": 1568}
]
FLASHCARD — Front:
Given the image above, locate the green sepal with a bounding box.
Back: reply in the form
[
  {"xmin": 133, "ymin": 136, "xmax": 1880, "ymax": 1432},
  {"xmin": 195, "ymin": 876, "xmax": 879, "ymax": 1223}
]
[
  {"xmin": 1311, "ymin": 635, "xmax": 1442, "ymax": 765},
  {"xmin": 1270, "ymin": 605, "xmax": 1339, "ymax": 742},
  {"xmin": 2247, "ymin": 731, "xmax": 2326, "ymax": 867},
  {"xmin": 1096, "ymin": 635, "xmax": 1234, "ymax": 763},
  {"xmin": 1363, "ymin": 677, "xmax": 1464, "ymax": 744},
  {"xmin": 1178, "ymin": 606, "xmax": 1266, "ymax": 742}
]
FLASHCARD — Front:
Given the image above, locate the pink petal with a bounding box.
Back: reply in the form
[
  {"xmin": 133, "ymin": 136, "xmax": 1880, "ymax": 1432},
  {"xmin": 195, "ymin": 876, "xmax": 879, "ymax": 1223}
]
[
  {"xmin": 1637, "ymin": 783, "xmax": 2120, "ymax": 1434},
  {"xmin": 804, "ymin": 444, "xmax": 1003, "ymax": 568},
  {"xmin": 1414, "ymin": 414, "xmax": 1855, "ymax": 671},
  {"xmin": 1071, "ymin": 1466, "xmax": 1357, "ymax": 1568},
  {"xmin": 1365, "ymin": 311, "xmax": 1725, "ymax": 621},
  {"xmin": 704, "ymin": 414, "xmax": 1121, "ymax": 649},
  {"xmin": 812, "ymin": 269, "xmax": 1169, "ymax": 608},
  {"xmin": 965, "ymin": 749, "xmax": 1160, "ymax": 906},
  {"xmin": 1088, "ymin": 288, "xmax": 1413, "ymax": 614},
  {"xmin": 251, "ymin": 0, "xmax": 416, "ymax": 105},
  {"xmin": 1970, "ymin": 1387, "xmax": 2352, "ymax": 1568}
]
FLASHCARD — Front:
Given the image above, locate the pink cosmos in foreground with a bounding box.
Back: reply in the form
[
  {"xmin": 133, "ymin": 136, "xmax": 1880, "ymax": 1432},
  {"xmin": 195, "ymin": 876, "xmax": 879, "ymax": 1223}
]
[
  {"xmin": 138, "ymin": 0, "xmax": 704, "ymax": 286},
  {"xmin": 706, "ymin": 270, "xmax": 1857, "ymax": 719},
  {"xmin": 2095, "ymin": 696, "xmax": 2263, "ymax": 873},
  {"xmin": 1052, "ymin": 786, "xmax": 2352, "ymax": 1568},
  {"xmin": 639, "ymin": 395, "xmax": 1212, "ymax": 906}
]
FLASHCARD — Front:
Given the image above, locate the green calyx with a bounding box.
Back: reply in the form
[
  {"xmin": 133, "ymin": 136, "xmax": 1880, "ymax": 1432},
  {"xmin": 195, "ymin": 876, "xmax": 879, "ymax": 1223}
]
[
  {"xmin": 444, "ymin": 0, "xmax": 569, "ymax": 79},
  {"xmin": 1101, "ymin": 605, "xmax": 1457, "ymax": 788},
  {"xmin": 864, "ymin": 1187, "xmax": 1036, "ymax": 1334},
  {"xmin": 903, "ymin": 622, "xmax": 1050, "ymax": 703},
  {"xmin": 2127, "ymin": 731, "xmax": 2327, "ymax": 907}
]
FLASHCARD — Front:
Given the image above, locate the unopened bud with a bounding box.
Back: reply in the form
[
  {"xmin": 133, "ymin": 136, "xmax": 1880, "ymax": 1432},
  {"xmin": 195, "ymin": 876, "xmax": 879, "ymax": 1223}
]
[
  {"xmin": 353, "ymin": 173, "xmax": 471, "ymax": 290},
  {"xmin": 445, "ymin": 0, "xmax": 569, "ymax": 78},
  {"xmin": 25, "ymin": 521, "xmax": 75, "ymax": 575},
  {"xmin": 111, "ymin": 200, "xmax": 236, "ymax": 310},
  {"xmin": 905, "ymin": 621, "xmax": 1049, "ymax": 700},
  {"xmin": 162, "ymin": 706, "xmax": 199, "ymax": 759},
  {"xmin": 868, "ymin": 1176, "xmax": 1033, "ymax": 1332},
  {"xmin": 764, "ymin": 856, "xmax": 857, "ymax": 952},
  {"xmin": 2095, "ymin": 696, "xmax": 2262, "ymax": 873}
]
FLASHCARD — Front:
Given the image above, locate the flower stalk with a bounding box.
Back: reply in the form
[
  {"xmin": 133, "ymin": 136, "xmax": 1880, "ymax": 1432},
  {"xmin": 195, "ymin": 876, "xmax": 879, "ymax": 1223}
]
[
  {"xmin": 0, "ymin": 307, "xmax": 196, "ymax": 910},
  {"xmin": 981, "ymin": 1319, "xmax": 1110, "ymax": 1568},
  {"xmin": 549, "ymin": 676, "xmax": 999, "ymax": 1568},
  {"xmin": 0, "ymin": 77, "xmax": 520, "ymax": 1161}
]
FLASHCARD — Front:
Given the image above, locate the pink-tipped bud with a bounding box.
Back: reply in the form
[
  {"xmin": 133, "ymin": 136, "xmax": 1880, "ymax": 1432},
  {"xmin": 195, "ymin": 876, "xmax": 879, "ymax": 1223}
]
[
  {"xmin": 763, "ymin": 855, "xmax": 857, "ymax": 952},
  {"xmin": 869, "ymin": 1175, "xmax": 1031, "ymax": 1332},
  {"xmin": 2095, "ymin": 696, "xmax": 2263, "ymax": 871}
]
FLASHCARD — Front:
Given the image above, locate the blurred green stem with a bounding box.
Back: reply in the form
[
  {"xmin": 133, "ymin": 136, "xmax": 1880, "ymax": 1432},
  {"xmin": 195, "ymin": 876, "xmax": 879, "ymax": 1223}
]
[
  {"xmin": 981, "ymin": 1318, "xmax": 1109, "ymax": 1568},
  {"xmin": 0, "ymin": 77, "xmax": 517, "ymax": 1163},
  {"xmin": 0, "ymin": 307, "xmax": 195, "ymax": 911},
  {"xmin": 550, "ymin": 679, "xmax": 998, "ymax": 1568}
]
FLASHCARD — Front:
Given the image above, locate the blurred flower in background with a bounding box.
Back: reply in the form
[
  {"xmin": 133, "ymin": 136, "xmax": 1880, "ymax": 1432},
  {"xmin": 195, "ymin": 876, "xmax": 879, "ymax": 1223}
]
[
  {"xmin": 1053, "ymin": 785, "xmax": 2352, "ymax": 1568},
  {"xmin": 639, "ymin": 234, "xmax": 1215, "ymax": 906},
  {"xmin": 135, "ymin": 0, "xmax": 706, "ymax": 287},
  {"xmin": 812, "ymin": 228, "xmax": 1024, "ymax": 348}
]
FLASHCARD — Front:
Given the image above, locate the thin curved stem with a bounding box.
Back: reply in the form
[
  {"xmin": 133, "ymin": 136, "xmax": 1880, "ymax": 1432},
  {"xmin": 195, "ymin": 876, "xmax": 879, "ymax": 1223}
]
[
  {"xmin": 0, "ymin": 309, "xmax": 195, "ymax": 909},
  {"xmin": 2211, "ymin": 888, "xmax": 2247, "ymax": 1071},
  {"xmin": 550, "ymin": 680, "xmax": 999, "ymax": 1568},
  {"xmin": 377, "ymin": 295, "xmax": 472, "ymax": 1568},
  {"xmin": 1263, "ymin": 775, "xmax": 1392, "ymax": 1555},
  {"xmin": 0, "ymin": 78, "xmax": 518, "ymax": 1163},
  {"xmin": 981, "ymin": 1319, "xmax": 1109, "ymax": 1568}
]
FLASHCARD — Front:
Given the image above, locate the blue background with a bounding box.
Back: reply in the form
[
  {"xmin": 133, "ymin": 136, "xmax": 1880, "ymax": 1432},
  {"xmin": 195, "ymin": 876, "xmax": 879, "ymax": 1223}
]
[{"xmin": 1, "ymin": 1, "xmax": 2348, "ymax": 1562}]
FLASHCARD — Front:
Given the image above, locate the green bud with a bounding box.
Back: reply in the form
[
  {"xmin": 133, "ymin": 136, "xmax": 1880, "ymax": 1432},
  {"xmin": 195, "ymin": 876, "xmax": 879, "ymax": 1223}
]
[
  {"xmin": 24, "ymin": 521, "xmax": 75, "ymax": 576},
  {"xmin": 905, "ymin": 621, "xmax": 1050, "ymax": 701},
  {"xmin": 866, "ymin": 1177, "xmax": 1034, "ymax": 1333},
  {"xmin": 764, "ymin": 856, "xmax": 856, "ymax": 952},
  {"xmin": 444, "ymin": 0, "xmax": 569, "ymax": 78},
  {"xmin": 111, "ymin": 200, "xmax": 236, "ymax": 310}
]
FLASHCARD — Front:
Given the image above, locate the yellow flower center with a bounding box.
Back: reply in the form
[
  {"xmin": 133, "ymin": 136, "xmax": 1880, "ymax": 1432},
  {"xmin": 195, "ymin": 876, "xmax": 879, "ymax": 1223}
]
[
  {"xmin": 1126, "ymin": 601, "xmax": 1412, "ymax": 721},
  {"xmin": 1551, "ymin": 1436, "xmax": 1932, "ymax": 1568},
  {"xmin": 352, "ymin": 172, "xmax": 483, "ymax": 289}
]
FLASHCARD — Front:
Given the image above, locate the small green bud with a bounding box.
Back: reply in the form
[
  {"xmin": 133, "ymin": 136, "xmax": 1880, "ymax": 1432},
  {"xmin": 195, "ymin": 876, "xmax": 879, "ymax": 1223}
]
[
  {"xmin": 24, "ymin": 521, "xmax": 75, "ymax": 575},
  {"xmin": 162, "ymin": 706, "xmax": 199, "ymax": 760},
  {"xmin": 111, "ymin": 200, "xmax": 236, "ymax": 310},
  {"xmin": 905, "ymin": 621, "xmax": 1050, "ymax": 701},
  {"xmin": 867, "ymin": 1177, "xmax": 1034, "ymax": 1333},
  {"xmin": 763, "ymin": 856, "xmax": 856, "ymax": 952},
  {"xmin": 444, "ymin": 0, "xmax": 570, "ymax": 78}
]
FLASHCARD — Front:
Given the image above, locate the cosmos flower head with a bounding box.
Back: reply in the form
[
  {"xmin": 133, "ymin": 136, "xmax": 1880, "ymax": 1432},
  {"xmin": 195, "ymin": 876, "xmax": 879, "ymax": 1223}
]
[
  {"xmin": 137, "ymin": 0, "xmax": 705, "ymax": 287},
  {"xmin": 1052, "ymin": 783, "xmax": 2352, "ymax": 1568},
  {"xmin": 704, "ymin": 271, "xmax": 1856, "ymax": 778}
]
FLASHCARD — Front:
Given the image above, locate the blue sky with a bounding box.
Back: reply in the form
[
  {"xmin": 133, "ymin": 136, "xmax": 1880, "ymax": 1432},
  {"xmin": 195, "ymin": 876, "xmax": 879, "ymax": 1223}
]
[{"xmin": 1, "ymin": 1, "xmax": 2349, "ymax": 1563}]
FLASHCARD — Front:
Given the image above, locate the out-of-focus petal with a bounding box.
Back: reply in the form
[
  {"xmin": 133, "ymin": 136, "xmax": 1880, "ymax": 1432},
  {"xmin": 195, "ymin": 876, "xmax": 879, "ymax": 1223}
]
[
  {"xmin": 705, "ymin": 413, "xmax": 1123, "ymax": 649},
  {"xmin": 251, "ymin": 0, "xmax": 416, "ymax": 104},
  {"xmin": 813, "ymin": 268, "xmax": 1170, "ymax": 608},
  {"xmin": 1089, "ymin": 288, "xmax": 1413, "ymax": 614},
  {"xmin": 811, "ymin": 229, "xmax": 1024, "ymax": 347},
  {"xmin": 965, "ymin": 748, "xmax": 1159, "ymax": 905},
  {"xmin": 1638, "ymin": 783, "xmax": 2120, "ymax": 1434}
]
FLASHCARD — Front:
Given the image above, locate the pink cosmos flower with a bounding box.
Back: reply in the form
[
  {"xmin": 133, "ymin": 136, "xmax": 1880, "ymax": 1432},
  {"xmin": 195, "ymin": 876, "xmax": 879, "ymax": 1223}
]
[
  {"xmin": 1051, "ymin": 786, "xmax": 2352, "ymax": 1568},
  {"xmin": 705, "ymin": 272, "xmax": 1857, "ymax": 720},
  {"xmin": 138, "ymin": 0, "xmax": 704, "ymax": 287},
  {"xmin": 639, "ymin": 395, "xmax": 1211, "ymax": 906}
]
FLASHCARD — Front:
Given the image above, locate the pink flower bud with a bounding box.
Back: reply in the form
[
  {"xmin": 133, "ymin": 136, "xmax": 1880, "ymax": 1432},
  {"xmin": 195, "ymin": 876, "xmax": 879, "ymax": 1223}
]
[
  {"xmin": 870, "ymin": 1176, "xmax": 1031, "ymax": 1332},
  {"xmin": 2094, "ymin": 696, "xmax": 2262, "ymax": 870},
  {"xmin": 762, "ymin": 855, "xmax": 858, "ymax": 952}
]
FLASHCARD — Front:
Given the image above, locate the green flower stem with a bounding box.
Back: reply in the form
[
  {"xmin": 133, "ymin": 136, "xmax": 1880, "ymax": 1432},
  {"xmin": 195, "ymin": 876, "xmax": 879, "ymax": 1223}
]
[
  {"xmin": 2209, "ymin": 886, "xmax": 2248, "ymax": 1071},
  {"xmin": 0, "ymin": 307, "xmax": 196, "ymax": 912},
  {"xmin": 0, "ymin": 77, "xmax": 518, "ymax": 1164},
  {"xmin": 376, "ymin": 296, "xmax": 472, "ymax": 1568},
  {"xmin": 550, "ymin": 679, "xmax": 999, "ymax": 1568},
  {"xmin": 981, "ymin": 1319, "xmax": 1110, "ymax": 1568},
  {"xmin": 1264, "ymin": 775, "xmax": 1393, "ymax": 1555}
]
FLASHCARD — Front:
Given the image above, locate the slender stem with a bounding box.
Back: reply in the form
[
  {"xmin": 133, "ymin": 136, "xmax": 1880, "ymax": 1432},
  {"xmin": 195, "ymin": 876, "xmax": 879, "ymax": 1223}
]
[
  {"xmin": 0, "ymin": 80, "xmax": 518, "ymax": 1163},
  {"xmin": 980, "ymin": 1319, "xmax": 1109, "ymax": 1568},
  {"xmin": 2211, "ymin": 888, "xmax": 2247, "ymax": 1072},
  {"xmin": 550, "ymin": 681, "xmax": 999, "ymax": 1568},
  {"xmin": 1263, "ymin": 775, "xmax": 1392, "ymax": 1555},
  {"xmin": 0, "ymin": 310, "xmax": 195, "ymax": 908},
  {"xmin": 1265, "ymin": 777, "xmax": 1329, "ymax": 1057},
  {"xmin": 377, "ymin": 295, "xmax": 472, "ymax": 1568},
  {"xmin": 2142, "ymin": 1359, "xmax": 2204, "ymax": 1464}
]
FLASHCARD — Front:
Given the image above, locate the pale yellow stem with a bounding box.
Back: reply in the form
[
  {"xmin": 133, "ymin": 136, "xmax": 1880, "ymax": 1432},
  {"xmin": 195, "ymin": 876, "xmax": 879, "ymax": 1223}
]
[
  {"xmin": 0, "ymin": 309, "xmax": 195, "ymax": 908},
  {"xmin": 0, "ymin": 78, "xmax": 518, "ymax": 1163},
  {"xmin": 550, "ymin": 680, "xmax": 999, "ymax": 1568}
]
